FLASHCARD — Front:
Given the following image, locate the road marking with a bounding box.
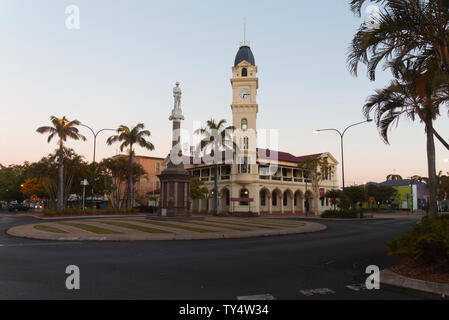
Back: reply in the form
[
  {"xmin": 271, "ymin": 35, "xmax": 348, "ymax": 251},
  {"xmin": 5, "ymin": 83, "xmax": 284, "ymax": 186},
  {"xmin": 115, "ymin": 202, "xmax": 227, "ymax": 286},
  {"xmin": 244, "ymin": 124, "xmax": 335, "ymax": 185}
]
[
  {"xmin": 0, "ymin": 242, "xmax": 83, "ymax": 248},
  {"xmin": 346, "ymin": 283, "xmax": 368, "ymax": 291},
  {"xmin": 237, "ymin": 294, "xmax": 276, "ymax": 300},
  {"xmin": 300, "ymin": 288, "xmax": 335, "ymax": 296}
]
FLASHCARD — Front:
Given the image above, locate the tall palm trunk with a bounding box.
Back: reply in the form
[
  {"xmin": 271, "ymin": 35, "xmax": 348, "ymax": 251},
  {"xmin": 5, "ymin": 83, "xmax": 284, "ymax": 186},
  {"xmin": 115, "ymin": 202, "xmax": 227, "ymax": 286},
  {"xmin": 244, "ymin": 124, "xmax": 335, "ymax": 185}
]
[
  {"xmin": 127, "ymin": 146, "xmax": 133, "ymax": 209},
  {"xmin": 214, "ymin": 163, "xmax": 219, "ymax": 216},
  {"xmin": 425, "ymin": 119, "xmax": 438, "ymax": 216},
  {"xmin": 57, "ymin": 142, "xmax": 64, "ymax": 212}
]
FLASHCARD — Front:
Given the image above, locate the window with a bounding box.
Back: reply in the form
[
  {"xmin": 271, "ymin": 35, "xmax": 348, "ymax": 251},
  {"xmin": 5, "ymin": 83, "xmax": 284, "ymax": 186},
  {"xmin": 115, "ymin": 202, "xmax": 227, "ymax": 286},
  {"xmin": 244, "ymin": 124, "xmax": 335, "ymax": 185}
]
[
  {"xmin": 156, "ymin": 162, "xmax": 161, "ymax": 173},
  {"xmin": 283, "ymin": 193, "xmax": 288, "ymax": 206},
  {"xmin": 241, "ymin": 118, "xmax": 248, "ymax": 131},
  {"xmin": 242, "ymin": 68, "xmax": 248, "ymax": 77},
  {"xmin": 238, "ymin": 157, "xmax": 250, "ymax": 173}
]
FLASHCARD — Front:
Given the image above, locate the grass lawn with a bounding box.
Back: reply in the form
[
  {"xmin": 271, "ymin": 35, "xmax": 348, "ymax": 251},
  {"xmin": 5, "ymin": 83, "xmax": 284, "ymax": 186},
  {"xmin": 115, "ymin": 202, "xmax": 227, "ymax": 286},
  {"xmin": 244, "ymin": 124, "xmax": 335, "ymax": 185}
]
[
  {"xmin": 34, "ymin": 225, "xmax": 68, "ymax": 234},
  {"xmin": 93, "ymin": 221, "xmax": 170, "ymax": 234},
  {"xmin": 58, "ymin": 222, "xmax": 121, "ymax": 234}
]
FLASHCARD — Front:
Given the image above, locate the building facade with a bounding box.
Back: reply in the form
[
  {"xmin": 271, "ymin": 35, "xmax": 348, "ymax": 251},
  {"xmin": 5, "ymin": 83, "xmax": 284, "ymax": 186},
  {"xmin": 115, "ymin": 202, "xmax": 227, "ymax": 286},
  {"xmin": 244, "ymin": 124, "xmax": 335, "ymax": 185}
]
[
  {"xmin": 184, "ymin": 41, "xmax": 339, "ymax": 215},
  {"xmin": 113, "ymin": 155, "xmax": 164, "ymax": 204}
]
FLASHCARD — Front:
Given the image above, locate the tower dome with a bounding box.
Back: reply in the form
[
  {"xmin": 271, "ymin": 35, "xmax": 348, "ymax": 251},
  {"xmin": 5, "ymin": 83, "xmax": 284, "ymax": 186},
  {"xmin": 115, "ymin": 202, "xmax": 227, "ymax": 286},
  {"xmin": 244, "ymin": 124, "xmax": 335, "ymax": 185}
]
[{"xmin": 234, "ymin": 45, "xmax": 255, "ymax": 67}]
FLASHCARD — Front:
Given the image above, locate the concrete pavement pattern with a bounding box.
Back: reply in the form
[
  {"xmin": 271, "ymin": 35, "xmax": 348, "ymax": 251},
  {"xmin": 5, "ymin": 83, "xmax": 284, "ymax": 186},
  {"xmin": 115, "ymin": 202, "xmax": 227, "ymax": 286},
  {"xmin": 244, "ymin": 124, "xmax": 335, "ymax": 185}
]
[{"xmin": 7, "ymin": 217, "xmax": 326, "ymax": 241}]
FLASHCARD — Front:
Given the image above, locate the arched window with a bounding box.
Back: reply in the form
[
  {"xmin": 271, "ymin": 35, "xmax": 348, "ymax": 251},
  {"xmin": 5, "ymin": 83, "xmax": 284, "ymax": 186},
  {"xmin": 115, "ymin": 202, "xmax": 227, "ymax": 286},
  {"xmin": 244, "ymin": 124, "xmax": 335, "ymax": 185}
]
[
  {"xmin": 241, "ymin": 118, "xmax": 248, "ymax": 131},
  {"xmin": 242, "ymin": 68, "xmax": 248, "ymax": 77},
  {"xmin": 240, "ymin": 188, "xmax": 249, "ymax": 206},
  {"xmin": 283, "ymin": 193, "xmax": 288, "ymax": 206},
  {"xmin": 224, "ymin": 189, "xmax": 230, "ymax": 206},
  {"xmin": 260, "ymin": 191, "xmax": 266, "ymax": 206},
  {"xmin": 272, "ymin": 191, "xmax": 277, "ymax": 206}
]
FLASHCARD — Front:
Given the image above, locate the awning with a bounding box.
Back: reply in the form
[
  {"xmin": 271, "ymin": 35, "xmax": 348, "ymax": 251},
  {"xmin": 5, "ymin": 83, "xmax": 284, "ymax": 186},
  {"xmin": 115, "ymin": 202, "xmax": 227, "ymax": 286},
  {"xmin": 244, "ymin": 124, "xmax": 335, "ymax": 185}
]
[{"xmin": 230, "ymin": 198, "xmax": 254, "ymax": 202}]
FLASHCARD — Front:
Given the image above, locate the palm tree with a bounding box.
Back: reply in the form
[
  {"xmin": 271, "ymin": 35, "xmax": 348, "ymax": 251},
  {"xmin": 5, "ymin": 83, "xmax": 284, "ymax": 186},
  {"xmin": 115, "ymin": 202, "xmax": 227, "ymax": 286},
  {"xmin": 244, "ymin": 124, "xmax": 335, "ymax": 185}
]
[
  {"xmin": 363, "ymin": 63, "xmax": 449, "ymax": 215},
  {"xmin": 196, "ymin": 119, "xmax": 235, "ymax": 216},
  {"xmin": 349, "ymin": 0, "xmax": 449, "ymax": 77},
  {"xmin": 106, "ymin": 124, "xmax": 154, "ymax": 209},
  {"xmin": 348, "ymin": 0, "xmax": 449, "ymax": 148},
  {"xmin": 36, "ymin": 116, "xmax": 86, "ymax": 211},
  {"xmin": 386, "ymin": 174, "xmax": 403, "ymax": 181}
]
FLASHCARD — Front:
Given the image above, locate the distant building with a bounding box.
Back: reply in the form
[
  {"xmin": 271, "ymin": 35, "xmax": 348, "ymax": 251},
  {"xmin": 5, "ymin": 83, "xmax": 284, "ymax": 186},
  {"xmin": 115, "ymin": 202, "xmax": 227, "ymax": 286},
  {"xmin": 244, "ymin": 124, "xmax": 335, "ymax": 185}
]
[{"xmin": 377, "ymin": 179, "xmax": 429, "ymax": 210}]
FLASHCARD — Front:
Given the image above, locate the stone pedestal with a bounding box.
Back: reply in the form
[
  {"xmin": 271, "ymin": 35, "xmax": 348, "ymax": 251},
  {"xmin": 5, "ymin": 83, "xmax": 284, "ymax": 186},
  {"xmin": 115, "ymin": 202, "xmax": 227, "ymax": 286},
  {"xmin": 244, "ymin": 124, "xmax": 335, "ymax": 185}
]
[{"xmin": 157, "ymin": 161, "xmax": 191, "ymax": 217}]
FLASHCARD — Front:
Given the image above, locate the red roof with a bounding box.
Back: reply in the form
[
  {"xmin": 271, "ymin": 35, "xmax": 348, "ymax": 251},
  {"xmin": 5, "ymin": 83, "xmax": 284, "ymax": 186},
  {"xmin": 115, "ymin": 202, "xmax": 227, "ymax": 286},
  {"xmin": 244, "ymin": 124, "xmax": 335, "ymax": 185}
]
[{"xmin": 182, "ymin": 149, "xmax": 323, "ymax": 165}]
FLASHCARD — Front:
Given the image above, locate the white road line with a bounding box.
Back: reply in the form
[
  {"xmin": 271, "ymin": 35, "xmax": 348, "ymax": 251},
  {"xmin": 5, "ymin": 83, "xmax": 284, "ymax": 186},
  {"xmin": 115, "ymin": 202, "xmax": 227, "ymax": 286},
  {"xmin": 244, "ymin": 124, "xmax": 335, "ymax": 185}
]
[
  {"xmin": 300, "ymin": 288, "xmax": 335, "ymax": 296},
  {"xmin": 346, "ymin": 283, "xmax": 368, "ymax": 291},
  {"xmin": 237, "ymin": 294, "xmax": 276, "ymax": 300},
  {"xmin": 0, "ymin": 242, "xmax": 83, "ymax": 247}
]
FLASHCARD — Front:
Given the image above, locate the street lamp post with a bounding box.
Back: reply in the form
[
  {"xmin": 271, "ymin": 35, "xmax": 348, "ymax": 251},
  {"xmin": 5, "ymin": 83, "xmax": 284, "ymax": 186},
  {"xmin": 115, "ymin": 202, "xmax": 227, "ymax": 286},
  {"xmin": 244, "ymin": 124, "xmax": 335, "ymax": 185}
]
[
  {"xmin": 80, "ymin": 124, "xmax": 116, "ymax": 204},
  {"xmin": 80, "ymin": 179, "xmax": 89, "ymax": 211},
  {"xmin": 313, "ymin": 119, "xmax": 372, "ymax": 190}
]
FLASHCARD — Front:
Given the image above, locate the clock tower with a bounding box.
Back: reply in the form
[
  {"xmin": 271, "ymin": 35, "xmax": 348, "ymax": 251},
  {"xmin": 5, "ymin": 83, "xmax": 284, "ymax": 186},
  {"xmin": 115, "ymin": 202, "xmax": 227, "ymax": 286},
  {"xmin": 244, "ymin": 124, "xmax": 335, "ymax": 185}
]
[
  {"xmin": 231, "ymin": 43, "xmax": 258, "ymax": 135},
  {"xmin": 229, "ymin": 32, "xmax": 260, "ymax": 214}
]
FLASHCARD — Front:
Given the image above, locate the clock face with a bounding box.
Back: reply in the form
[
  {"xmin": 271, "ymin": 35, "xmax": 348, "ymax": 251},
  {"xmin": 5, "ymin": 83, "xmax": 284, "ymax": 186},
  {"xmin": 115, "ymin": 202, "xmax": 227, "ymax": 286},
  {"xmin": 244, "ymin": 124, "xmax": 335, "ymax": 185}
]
[{"xmin": 239, "ymin": 89, "xmax": 250, "ymax": 100}]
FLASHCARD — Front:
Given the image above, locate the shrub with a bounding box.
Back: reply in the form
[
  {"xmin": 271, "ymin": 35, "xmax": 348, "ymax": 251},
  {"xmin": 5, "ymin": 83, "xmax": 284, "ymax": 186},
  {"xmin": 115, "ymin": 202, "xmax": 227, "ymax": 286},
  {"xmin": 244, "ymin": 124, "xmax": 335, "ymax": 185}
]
[
  {"xmin": 42, "ymin": 207, "xmax": 138, "ymax": 217},
  {"xmin": 388, "ymin": 216, "xmax": 449, "ymax": 270},
  {"xmin": 320, "ymin": 209, "xmax": 358, "ymax": 219}
]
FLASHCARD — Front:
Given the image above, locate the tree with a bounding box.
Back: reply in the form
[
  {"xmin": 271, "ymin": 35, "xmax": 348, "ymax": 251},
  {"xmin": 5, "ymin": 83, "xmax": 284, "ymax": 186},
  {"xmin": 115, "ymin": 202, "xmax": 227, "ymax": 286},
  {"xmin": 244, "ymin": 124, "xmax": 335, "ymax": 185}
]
[
  {"xmin": 196, "ymin": 119, "xmax": 235, "ymax": 216},
  {"xmin": 97, "ymin": 157, "xmax": 146, "ymax": 209},
  {"xmin": 343, "ymin": 185, "xmax": 366, "ymax": 208},
  {"xmin": 20, "ymin": 178, "xmax": 46, "ymax": 198},
  {"xmin": 298, "ymin": 156, "xmax": 332, "ymax": 215},
  {"xmin": 36, "ymin": 116, "xmax": 86, "ymax": 211},
  {"xmin": 0, "ymin": 165, "xmax": 26, "ymax": 202},
  {"xmin": 362, "ymin": 63, "xmax": 449, "ymax": 216},
  {"xmin": 438, "ymin": 173, "xmax": 449, "ymax": 201},
  {"xmin": 348, "ymin": 0, "xmax": 449, "ymax": 150},
  {"xmin": 190, "ymin": 178, "xmax": 209, "ymax": 201},
  {"xmin": 324, "ymin": 189, "xmax": 342, "ymax": 210},
  {"xmin": 365, "ymin": 184, "xmax": 397, "ymax": 207},
  {"xmin": 107, "ymin": 124, "xmax": 154, "ymax": 209},
  {"xmin": 387, "ymin": 174, "xmax": 403, "ymax": 181}
]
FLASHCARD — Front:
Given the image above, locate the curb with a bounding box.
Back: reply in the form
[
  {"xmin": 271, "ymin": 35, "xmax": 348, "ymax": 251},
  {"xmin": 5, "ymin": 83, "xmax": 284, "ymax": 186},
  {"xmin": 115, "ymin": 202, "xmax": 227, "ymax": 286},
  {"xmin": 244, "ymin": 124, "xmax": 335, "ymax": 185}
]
[
  {"xmin": 380, "ymin": 269, "xmax": 449, "ymax": 296},
  {"xmin": 16, "ymin": 214, "xmax": 146, "ymax": 220}
]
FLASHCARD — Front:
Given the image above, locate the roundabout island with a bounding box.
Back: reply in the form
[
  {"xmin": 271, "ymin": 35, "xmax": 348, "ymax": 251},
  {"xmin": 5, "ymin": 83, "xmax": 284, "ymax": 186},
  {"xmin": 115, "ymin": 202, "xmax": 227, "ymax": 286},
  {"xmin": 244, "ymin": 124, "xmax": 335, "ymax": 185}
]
[{"xmin": 7, "ymin": 216, "xmax": 326, "ymax": 241}]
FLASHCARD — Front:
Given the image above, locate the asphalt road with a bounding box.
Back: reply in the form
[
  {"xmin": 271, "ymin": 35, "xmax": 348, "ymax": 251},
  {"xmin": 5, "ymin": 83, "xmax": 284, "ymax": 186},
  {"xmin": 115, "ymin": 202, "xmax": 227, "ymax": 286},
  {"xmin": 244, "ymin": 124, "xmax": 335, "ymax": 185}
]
[{"xmin": 0, "ymin": 212, "xmax": 441, "ymax": 300}]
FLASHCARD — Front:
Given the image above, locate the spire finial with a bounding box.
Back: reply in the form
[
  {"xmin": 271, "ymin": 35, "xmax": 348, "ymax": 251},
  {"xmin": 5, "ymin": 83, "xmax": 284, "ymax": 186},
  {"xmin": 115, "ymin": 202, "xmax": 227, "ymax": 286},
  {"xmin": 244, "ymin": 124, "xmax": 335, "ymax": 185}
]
[{"xmin": 240, "ymin": 20, "xmax": 250, "ymax": 47}]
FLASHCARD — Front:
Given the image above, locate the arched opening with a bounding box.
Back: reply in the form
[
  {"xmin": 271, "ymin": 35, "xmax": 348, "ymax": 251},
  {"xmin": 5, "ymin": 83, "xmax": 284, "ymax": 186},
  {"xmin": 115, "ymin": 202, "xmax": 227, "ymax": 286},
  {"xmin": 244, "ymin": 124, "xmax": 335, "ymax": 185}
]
[
  {"xmin": 242, "ymin": 68, "xmax": 248, "ymax": 77},
  {"xmin": 241, "ymin": 118, "xmax": 248, "ymax": 131},
  {"xmin": 220, "ymin": 188, "xmax": 230, "ymax": 214},
  {"xmin": 294, "ymin": 190, "xmax": 304, "ymax": 213},
  {"xmin": 272, "ymin": 191, "xmax": 277, "ymax": 207},
  {"xmin": 304, "ymin": 190, "xmax": 314, "ymax": 215},
  {"xmin": 240, "ymin": 188, "xmax": 249, "ymax": 206}
]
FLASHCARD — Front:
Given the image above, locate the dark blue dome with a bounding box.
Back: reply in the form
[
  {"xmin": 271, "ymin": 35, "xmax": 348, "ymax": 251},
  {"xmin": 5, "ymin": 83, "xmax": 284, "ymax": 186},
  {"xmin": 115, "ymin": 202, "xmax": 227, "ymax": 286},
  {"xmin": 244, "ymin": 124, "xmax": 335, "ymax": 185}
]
[{"xmin": 234, "ymin": 45, "xmax": 255, "ymax": 67}]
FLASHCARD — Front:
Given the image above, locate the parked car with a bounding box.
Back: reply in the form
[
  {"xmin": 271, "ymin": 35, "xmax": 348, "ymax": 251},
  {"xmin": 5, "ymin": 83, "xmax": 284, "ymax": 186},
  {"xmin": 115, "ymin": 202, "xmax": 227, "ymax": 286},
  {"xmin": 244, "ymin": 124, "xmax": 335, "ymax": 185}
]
[{"xmin": 8, "ymin": 202, "xmax": 31, "ymax": 212}]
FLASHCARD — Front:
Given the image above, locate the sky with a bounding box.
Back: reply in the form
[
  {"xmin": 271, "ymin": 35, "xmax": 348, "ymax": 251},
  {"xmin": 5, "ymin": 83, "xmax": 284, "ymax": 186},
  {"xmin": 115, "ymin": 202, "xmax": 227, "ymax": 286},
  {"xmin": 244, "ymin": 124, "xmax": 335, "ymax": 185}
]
[{"xmin": 0, "ymin": 0, "xmax": 448, "ymax": 186}]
